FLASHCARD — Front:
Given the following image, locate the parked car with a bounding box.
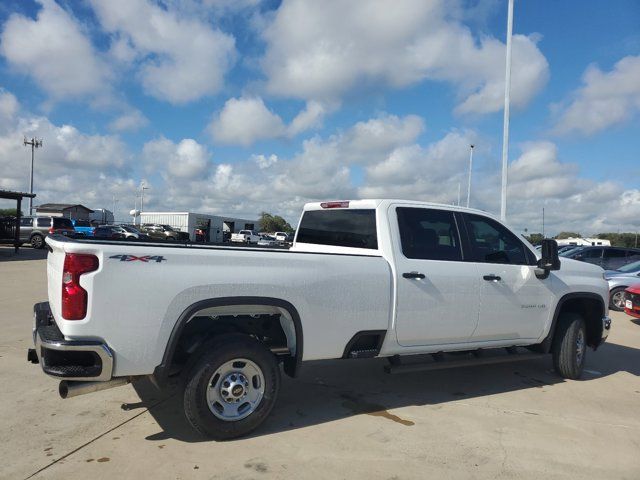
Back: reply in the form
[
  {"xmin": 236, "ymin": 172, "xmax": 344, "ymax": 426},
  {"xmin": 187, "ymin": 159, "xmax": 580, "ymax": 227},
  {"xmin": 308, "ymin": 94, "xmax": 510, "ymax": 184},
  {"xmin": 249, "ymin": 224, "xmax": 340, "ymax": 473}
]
[
  {"xmin": 604, "ymin": 260, "xmax": 640, "ymax": 311},
  {"xmin": 257, "ymin": 235, "xmax": 279, "ymax": 247},
  {"xmin": 71, "ymin": 219, "xmax": 94, "ymax": 237},
  {"xmin": 562, "ymin": 246, "xmax": 640, "ymax": 270},
  {"xmin": 19, "ymin": 216, "xmax": 76, "ymax": 249},
  {"xmin": 141, "ymin": 224, "xmax": 190, "ymax": 242},
  {"xmin": 29, "ymin": 199, "xmax": 610, "ymax": 440},
  {"xmin": 274, "ymin": 231, "xmax": 288, "ymax": 242},
  {"xmin": 230, "ymin": 229, "xmax": 260, "ymax": 244},
  {"xmin": 93, "ymin": 225, "xmax": 126, "ymax": 240},
  {"xmin": 558, "ymin": 245, "xmax": 582, "ymax": 255},
  {"xmin": 115, "ymin": 224, "xmax": 150, "ymax": 240},
  {"xmin": 624, "ymin": 284, "xmax": 640, "ymax": 319}
]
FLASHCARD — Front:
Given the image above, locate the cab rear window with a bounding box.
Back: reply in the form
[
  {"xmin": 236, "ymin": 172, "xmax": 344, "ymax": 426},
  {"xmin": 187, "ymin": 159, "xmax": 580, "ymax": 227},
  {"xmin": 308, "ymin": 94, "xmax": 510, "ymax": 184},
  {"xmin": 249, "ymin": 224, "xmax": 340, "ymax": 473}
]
[
  {"xmin": 296, "ymin": 209, "xmax": 377, "ymax": 249},
  {"xmin": 53, "ymin": 218, "xmax": 74, "ymax": 228}
]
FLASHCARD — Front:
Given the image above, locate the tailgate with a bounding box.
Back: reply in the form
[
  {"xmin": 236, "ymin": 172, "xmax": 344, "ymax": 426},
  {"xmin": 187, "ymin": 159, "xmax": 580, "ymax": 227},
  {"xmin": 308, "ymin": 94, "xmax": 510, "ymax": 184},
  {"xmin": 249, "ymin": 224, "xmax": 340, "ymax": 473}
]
[{"xmin": 46, "ymin": 237, "xmax": 66, "ymax": 322}]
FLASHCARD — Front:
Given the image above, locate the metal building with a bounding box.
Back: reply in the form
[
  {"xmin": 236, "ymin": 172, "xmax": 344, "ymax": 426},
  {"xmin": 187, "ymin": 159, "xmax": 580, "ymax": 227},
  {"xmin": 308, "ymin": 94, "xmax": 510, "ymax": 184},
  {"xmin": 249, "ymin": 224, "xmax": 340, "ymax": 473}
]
[{"xmin": 138, "ymin": 212, "xmax": 259, "ymax": 242}]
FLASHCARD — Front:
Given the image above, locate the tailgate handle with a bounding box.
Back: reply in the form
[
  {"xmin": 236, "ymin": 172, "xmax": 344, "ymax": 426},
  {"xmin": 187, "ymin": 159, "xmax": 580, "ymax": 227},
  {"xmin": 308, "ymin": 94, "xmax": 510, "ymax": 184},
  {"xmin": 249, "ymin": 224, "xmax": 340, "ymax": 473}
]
[{"xmin": 403, "ymin": 271, "xmax": 425, "ymax": 279}]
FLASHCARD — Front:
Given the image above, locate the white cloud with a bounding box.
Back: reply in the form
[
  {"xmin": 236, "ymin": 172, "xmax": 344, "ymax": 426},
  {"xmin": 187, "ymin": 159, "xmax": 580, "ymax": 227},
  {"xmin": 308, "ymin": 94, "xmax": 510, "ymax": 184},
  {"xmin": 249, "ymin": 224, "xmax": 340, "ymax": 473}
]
[
  {"xmin": 260, "ymin": 0, "xmax": 548, "ymax": 114},
  {"xmin": 252, "ymin": 153, "xmax": 278, "ymax": 169},
  {"xmin": 108, "ymin": 110, "xmax": 149, "ymax": 132},
  {"xmin": 142, "ymin": 138, "xmax": 210, "ymax": 179},
  {"xmin": 89, "ymin": 0, "xmax": 236, "ymax": 104},
  {"xmin": 287, "ymin": 101, "xmax": 328, "ymax": 136},
  {"xmin": 0, "ymin": 0, "xmax": 111, "ymax": 99},
  {"xmin": 554, "ymin": 55, "xmax": 640, "ymax": 135},
  {"xmin": 210, "ymin": 96, "xmax": 286, "ymax": 146},
  {"xmin": 210, "ymin": 96, "xmax": 333, "ymax": 146},
  {"xmin": 0, "ymin": 89, "xmax": 18, "ymax": 128}
]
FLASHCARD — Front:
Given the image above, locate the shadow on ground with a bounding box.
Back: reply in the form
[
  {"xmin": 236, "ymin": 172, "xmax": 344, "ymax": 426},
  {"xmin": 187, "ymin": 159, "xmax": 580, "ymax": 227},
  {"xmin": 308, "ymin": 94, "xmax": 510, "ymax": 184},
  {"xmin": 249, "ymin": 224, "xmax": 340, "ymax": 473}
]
[
  {"xmin": 132, "ymin": 339, "xmax": 640, "ymax": 443},
  {"xmin": 0, "ymin": 245, "xmax": 47, "ymax": 262}
]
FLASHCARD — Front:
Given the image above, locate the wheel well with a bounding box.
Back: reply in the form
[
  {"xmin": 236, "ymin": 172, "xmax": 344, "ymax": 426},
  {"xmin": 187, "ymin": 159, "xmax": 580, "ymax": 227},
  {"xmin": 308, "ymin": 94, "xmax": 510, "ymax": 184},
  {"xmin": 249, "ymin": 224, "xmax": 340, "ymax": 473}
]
[
  {"xmin": 554, "ymin": 296, "xmax": 604, "ymax": 350},
  {"xmin": 155, "ymin": 299, "xmax": 302, "ymax": 382}
]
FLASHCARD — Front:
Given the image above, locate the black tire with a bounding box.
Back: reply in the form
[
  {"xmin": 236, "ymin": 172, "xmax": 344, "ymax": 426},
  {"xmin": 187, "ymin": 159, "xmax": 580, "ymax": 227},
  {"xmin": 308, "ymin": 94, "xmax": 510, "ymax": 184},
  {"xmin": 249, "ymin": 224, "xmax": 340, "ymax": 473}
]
[
  {"xmin": 30, "ymin": 234, "xmax": 44, "ymax": 249},
  {"xmin": 552, "ymin": 313, "xmax": 587, "ymax": 379},
  {"xmin": 183, "ymin": 334, "xmax": 280, "ymax": 440},
  {"xmin": 609, "ymin": 287, "xmax": 627, "ymax": 312}
]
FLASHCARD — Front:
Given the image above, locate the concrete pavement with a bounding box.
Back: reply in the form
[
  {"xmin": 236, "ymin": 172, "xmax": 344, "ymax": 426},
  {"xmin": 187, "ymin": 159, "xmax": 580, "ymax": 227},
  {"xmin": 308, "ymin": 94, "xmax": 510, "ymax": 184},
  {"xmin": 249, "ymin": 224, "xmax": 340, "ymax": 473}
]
[{"xmin": 1, "ymin": 249, "xmax": 639, "ymax": 479}]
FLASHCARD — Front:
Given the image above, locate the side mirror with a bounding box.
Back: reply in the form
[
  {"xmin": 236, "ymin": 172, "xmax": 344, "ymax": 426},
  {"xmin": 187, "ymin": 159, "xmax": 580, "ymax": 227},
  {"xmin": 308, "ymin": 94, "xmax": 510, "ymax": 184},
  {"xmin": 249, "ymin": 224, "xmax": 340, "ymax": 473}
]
[{"xmin": 537, "ymin": 238, "xmax": 561, "ymax": 271}]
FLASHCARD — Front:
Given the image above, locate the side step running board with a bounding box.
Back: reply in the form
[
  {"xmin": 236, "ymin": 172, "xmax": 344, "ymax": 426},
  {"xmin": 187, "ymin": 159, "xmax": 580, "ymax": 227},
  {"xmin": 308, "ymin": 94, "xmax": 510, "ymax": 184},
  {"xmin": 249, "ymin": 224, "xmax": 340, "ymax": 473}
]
[{"xmin": 384, "ymin": 350, "xmax": 545, "ymax": 374}]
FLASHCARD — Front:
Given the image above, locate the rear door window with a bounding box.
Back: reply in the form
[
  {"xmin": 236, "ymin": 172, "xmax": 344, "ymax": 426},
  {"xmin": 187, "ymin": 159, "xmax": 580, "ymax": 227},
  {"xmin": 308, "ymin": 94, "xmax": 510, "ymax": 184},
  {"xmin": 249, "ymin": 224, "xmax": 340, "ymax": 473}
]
[
  {"xmin": 396, "ymin": 207, "xmax": 462, "ymax": 261},
  {"xmin": 36, "ymin": 218, "xmax": 50, "ymax": 228},
  {"xmin": 297, "ymin": 209, "xmax": 378, "ymax": 249}
]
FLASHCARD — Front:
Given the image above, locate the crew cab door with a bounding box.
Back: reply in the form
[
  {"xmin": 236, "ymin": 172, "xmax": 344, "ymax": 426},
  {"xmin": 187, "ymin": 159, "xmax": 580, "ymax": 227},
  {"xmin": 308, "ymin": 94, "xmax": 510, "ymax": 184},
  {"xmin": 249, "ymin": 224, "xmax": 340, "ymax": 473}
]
[
  {"xmin": 460, "ymin": 213, "xmax": 553, "ymax": 342},
  {"xmin": 391, "ymin": 205, "xmax": 479, "ymax": 346}
]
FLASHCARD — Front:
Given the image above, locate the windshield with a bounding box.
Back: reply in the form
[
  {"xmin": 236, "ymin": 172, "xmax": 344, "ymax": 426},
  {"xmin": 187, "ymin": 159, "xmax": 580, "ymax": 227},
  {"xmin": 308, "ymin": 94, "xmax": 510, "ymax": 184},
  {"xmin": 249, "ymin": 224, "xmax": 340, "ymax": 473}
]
[
  {"xmin": 618, "ymin": 260, "xmax": 640, "ymax": 273},
  {"xmin": 162, "ymin": 225, "xmax": 175, "ymax": 231},
  {"xmin": 560, "ymin": 247, "xmax": 582, "ymax": 257},
  {"xmin": 121, "ymin": 225, "xmax": 140, "ymax": 233}
]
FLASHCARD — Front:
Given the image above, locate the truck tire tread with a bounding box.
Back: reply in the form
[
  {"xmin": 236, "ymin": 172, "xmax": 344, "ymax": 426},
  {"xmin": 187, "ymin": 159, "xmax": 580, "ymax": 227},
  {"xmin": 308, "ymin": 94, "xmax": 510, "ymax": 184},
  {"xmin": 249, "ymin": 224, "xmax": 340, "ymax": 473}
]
[{"xmin": 552, "ymin": 312, "xmax": 586, "ymax": 379}]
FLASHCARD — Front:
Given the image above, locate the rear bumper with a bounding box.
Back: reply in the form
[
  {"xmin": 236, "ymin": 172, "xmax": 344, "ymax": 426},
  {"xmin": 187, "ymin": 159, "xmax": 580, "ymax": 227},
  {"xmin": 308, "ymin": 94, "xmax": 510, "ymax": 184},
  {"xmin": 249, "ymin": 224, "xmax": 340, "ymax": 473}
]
[{"xmin": 29, "ymin": 302, "xmax": 113, "ymax": 382}]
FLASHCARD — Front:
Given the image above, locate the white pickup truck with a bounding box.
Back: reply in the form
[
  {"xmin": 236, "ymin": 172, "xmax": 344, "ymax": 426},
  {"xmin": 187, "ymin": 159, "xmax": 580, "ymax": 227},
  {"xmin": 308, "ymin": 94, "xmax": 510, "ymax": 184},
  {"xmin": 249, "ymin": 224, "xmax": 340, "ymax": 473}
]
[
  {"xmin": 29, "ymin": 199, "xmax": 611, "ymax": 439},
  {"xmin": 230, "ymin": 229, "xmax": 260, "ymax": 244}
]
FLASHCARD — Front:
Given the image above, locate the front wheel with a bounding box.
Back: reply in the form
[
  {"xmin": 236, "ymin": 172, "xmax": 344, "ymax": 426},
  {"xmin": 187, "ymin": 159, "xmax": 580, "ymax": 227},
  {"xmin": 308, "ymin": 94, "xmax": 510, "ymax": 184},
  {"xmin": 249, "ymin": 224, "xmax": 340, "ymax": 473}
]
[
  {"xmin": 609, "ymin": 287, "xmax": 627, "ymax": 312},
  {"xmin": 552, "ymin": 313, "xmax": 587, "ymax": 379},
  {"xmin": 183, "ymin": 334, "xmax": 280, "ymax": 440}
]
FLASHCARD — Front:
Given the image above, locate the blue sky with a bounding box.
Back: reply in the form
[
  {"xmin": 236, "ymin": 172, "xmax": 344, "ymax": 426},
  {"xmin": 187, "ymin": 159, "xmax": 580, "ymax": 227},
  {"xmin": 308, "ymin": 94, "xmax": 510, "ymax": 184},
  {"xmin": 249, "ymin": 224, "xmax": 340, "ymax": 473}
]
[{"xmin": 0, "ymin": 0, "xmax": 638, "ymax": 234}]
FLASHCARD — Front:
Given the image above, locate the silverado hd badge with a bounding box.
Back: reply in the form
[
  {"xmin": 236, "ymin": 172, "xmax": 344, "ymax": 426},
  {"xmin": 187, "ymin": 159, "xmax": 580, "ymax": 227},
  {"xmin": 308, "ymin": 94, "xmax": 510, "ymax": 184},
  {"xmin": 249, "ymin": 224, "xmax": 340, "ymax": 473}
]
[{"xmin": 109, "ymin": 254, "xmax": 166, "ymax": 262}]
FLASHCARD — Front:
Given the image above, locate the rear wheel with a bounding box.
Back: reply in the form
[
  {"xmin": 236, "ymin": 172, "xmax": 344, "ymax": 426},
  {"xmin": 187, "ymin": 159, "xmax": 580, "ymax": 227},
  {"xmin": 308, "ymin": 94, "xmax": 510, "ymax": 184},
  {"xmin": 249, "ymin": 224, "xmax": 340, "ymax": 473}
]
[
  {"xmin": 609, "ymin": 287, "xmax": 627, "ymax": 312},
  {"xmin": 552, "ymin": 313, "xmax": 587, "ymax": 379},
  {"xmin": 30, "ymin": 234, "xmax": 44, "ymax": 249},
  {"xmin": 183, "ymin": 334, "xmax": 280, "ymax": 440}
]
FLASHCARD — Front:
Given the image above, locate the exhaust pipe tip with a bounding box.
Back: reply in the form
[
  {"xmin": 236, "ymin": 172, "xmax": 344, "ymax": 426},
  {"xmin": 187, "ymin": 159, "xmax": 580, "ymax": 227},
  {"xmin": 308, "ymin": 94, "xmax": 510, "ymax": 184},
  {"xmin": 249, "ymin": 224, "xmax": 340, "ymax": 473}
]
[
  {"xmin": 58, "ymin": 377, "xmax": 133, "ymax": 399},
  {"xmin": 59, "ymin": 381, "xmax": 70, "ymax": 399}
]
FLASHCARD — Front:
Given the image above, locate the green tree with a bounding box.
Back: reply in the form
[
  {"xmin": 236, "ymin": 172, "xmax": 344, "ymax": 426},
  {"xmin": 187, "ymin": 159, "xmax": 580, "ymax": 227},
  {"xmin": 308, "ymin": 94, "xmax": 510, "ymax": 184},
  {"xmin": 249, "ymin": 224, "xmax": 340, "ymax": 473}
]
[
  {"xmin": 259, "ymin": 212, "xmax": 293, "ymax": 233},
  {"xmin": 525, "ymin": 233, "xmax": 544, "ymax": 245},
  {"xmin": 596, "ymin": 232, "xmax": 639, "ymax": 248},
  {"xmin": 555, "ymin": 231, "xmax": 581, "ymax": 240},
  {"xmin": 0, "ymin": 208, "xmax": 22, "ymax": 216}
]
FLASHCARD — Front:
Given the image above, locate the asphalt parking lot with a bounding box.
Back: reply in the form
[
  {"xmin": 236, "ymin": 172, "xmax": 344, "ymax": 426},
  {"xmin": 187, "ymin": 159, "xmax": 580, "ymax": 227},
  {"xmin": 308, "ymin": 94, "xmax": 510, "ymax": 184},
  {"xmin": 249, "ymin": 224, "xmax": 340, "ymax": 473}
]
[{"xmin": 1, "ymin": 247, "xmax": 640, "ymax": 480}]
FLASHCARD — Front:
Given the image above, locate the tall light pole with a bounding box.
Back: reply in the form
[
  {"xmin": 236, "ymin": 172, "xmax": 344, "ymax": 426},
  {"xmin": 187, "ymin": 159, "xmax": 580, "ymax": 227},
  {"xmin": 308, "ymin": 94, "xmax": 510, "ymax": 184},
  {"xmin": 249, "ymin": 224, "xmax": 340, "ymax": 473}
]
[
  {"xmin": 500, "ymin": 0, "xmax": 514, "ymax": 222},
  {"xmin": 466, "ymin": 144, "xmax": 475, "ymax": 208},
  {"xmin": 141, "ymin": 185, "xmax": 149, "ymax": 213},
  {"xmin": 23, "ymin": 137, "xmax": 43, "ymax": 216}
]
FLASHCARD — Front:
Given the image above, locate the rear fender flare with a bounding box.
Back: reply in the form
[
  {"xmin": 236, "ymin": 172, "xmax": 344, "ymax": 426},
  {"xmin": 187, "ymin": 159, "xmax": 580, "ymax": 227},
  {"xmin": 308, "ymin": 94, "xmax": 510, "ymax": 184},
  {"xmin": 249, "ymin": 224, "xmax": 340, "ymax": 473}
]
[{"xmin": 154, "ymin": 296, "xmax": 303, "ymax": 382}]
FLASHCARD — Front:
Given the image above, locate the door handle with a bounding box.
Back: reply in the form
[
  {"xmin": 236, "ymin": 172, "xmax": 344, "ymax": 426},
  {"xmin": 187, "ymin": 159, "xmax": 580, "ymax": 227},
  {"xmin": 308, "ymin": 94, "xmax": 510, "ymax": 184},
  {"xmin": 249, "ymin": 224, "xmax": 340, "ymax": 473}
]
[
  {"xmin": 403, "ymin": 271, "xmax": 425, "ymax": 279},
  {"xmin": 483, "ymin": 274, "xmax": 501, "ymax": 281}
]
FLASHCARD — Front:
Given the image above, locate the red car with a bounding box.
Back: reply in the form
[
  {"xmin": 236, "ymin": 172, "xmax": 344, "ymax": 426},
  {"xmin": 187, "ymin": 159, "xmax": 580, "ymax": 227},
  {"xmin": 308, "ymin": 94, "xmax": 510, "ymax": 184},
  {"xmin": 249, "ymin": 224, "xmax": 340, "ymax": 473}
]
[{"xmin": 624, "ymin": 284, "xmax": 640, "ymax": 319}]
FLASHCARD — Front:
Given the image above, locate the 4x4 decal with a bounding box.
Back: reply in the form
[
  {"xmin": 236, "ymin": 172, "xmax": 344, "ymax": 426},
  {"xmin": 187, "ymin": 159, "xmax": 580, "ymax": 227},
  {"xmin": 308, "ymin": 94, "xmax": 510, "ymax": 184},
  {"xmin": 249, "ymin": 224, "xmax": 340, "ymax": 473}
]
[{"xmin": 109, "ymin": 254, "xmax": 166, "ymax": 263}]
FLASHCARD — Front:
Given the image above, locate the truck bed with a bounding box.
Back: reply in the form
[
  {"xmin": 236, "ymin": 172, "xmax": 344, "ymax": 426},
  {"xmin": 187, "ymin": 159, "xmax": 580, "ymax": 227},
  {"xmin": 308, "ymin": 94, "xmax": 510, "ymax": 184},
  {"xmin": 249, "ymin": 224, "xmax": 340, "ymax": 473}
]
[{"xmin": 45, "ymin": 235, "xmax": 393, "ymax": 376}]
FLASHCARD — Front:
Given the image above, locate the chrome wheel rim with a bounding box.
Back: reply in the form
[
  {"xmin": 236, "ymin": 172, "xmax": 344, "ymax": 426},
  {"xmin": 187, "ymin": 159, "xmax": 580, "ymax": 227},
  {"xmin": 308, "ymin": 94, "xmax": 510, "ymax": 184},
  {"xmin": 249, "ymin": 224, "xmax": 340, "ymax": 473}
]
[
  {"xmin": 612, "ymin": 291, "xmax": 625, "ymax": 309},
  {"xmin": 206, "ymin": 358, "xmax": 265, "ymax": 422},
  {"xmin": 576, "ymin": 329, "xmax": 585, "ymax": 365}
]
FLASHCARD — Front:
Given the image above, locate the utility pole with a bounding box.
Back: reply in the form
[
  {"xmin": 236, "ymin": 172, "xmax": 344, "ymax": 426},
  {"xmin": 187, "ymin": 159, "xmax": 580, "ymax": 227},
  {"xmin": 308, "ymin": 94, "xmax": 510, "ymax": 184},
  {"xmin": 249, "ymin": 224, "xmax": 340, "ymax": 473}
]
[
  {"xmin": 466, "ymin": 144, "xmax": 474, "ymax": 208},
  {"xmin": 542, "ymin": 207, "xmax": 545, "ymax": 238},
  {"xmin": 457, "ymin": 182, "xmax": 461, "ymax": 206},
  {"xmin": 23, "ymin": 137, "xmax": 43, "ymax": 216},
  {"xmin": 500, "ymin": 0, "xmax": 514, "ymax": 222},
  {"xmin": 140, "ymin": 184, "xmax": 149, "ymax": 213},
  {"xmin": 112, "ymin": 195, "xmax": 118, "ymax": 224}
]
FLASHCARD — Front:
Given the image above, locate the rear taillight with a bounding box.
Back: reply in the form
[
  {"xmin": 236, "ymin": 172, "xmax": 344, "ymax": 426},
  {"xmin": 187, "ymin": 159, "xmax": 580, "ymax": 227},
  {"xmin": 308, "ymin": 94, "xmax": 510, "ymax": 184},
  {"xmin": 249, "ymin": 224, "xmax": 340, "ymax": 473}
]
[
  {"xmin": 61, "ymin": 253, "xmax": 99, "ymax": 320},
  {"xmin": 320, "ymin": 201, "xmax": 349, "ymax": 208},
  {"xmin": 49, "ymin": 227, "xmax": 55, "ymax": 234}
]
